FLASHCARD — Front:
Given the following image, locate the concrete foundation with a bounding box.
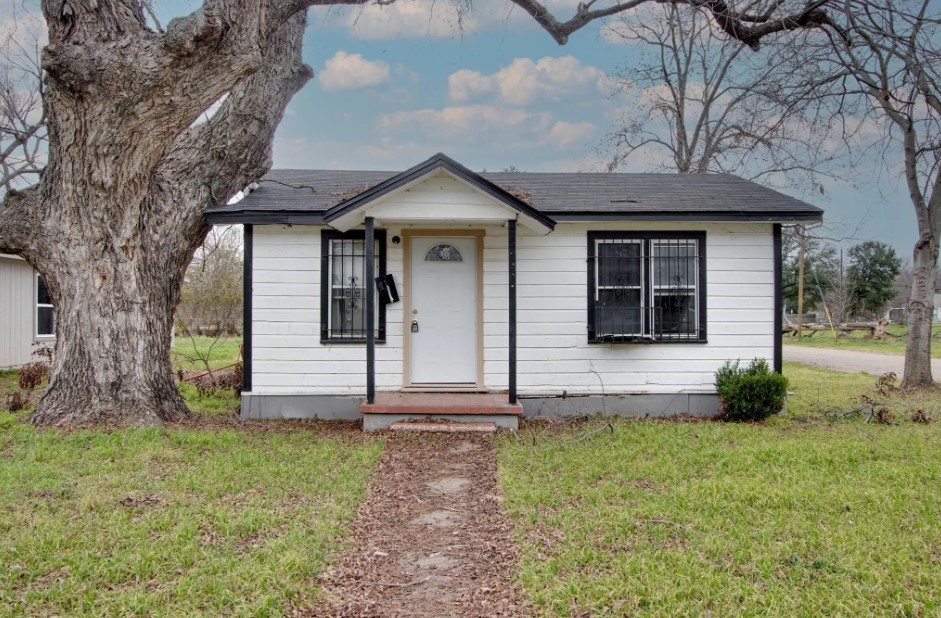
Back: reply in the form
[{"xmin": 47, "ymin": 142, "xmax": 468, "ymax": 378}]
[
  {"xmin": 240, "ymin": 393, "xmax": 362, "ymax": 420},
  {"xmin": 241, "ymin": 392, "xmax": 720, "ymax": 422},
  {"xmin": 520, "ymin": 392, "xmax": 720, "ymax": 418}
]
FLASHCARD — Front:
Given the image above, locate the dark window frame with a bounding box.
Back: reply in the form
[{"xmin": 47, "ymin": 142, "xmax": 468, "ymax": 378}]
[
  {"xmin": 320, "ymin": 229, "xmax": 387, "ymax": 344},
  {"xmin": 587, "ymin": 231, "xmax": 707, "ymax": 344}
]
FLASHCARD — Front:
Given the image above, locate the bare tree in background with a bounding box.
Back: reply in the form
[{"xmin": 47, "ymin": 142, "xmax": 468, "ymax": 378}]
[
  {"xmin": 0, "ymin": 0, "xmax": 841, "ymax": 426},
  {"xmin": 175, "ymin": 226, "xmax": 243, "ymax": 378},
  {"xmin": 0, "ymin": 14, "xmax": 46, "ymax": 192},
  {"xmin": 802, "ymin": 0, "xmax": 941, "ymax": 387},
  {"xmin": 605, "ymin": 3, "xmax": 835, "ymax": 189},
  {"xmin": 177, "ymin": 226, "xmax": 243, "ymax": 339}
]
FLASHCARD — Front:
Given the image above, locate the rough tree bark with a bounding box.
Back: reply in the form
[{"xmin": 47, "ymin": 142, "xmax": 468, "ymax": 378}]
[
  {"xmin": 4, "ymin": 3, "xmax": 313, "ymax": 426},
  {"xmin": 0, "ymin": 0, "xmax": 840, "ymax": 426}
]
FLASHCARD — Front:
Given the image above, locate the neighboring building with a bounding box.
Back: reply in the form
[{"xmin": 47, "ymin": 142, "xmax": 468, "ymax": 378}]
[
  {"xmin": 0, "ymin": 254, "xmax": 55, "ymax": 369},
  {"xmin": 206, "ymin": 153, "xmax": 823, "ymax": 429}
]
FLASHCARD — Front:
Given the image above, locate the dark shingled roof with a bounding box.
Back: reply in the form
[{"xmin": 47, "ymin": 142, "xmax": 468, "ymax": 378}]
[{"xmin": 205, "ymin": 167, "xmax": 823, "ymax": 224}]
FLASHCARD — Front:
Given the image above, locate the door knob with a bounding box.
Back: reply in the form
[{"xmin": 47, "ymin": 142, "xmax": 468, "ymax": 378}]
[{"xmin": 411, "ymin": 319, "xmax": 419, "ymax": 333}]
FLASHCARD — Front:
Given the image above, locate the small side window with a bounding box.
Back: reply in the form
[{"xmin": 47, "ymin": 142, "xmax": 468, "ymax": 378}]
[
  {"xmin": 320, "ymin": 230, "xmax": 387, "ymax": 343},
  {"xmin": 36, "ymin": 274, "xmax": 55, "ymax": 338}
]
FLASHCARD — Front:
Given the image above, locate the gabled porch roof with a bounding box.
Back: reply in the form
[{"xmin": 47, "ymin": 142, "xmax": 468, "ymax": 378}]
[{"xmin": 321, "ymin": 153, "xmax": 556, "ymax": 235}]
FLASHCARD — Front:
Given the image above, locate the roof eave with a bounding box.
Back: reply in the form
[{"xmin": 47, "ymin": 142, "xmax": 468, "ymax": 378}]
[
  {"xmin": 549, "ymin": 210, "xmax": 823, "ymax": 223},
  {"xmin": 204, "ymin": 211, "xmax": 326, "ymax": 225}
]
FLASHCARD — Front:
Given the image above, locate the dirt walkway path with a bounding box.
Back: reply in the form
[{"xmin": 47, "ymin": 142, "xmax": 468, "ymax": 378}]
[{"xmin": 308, "ymin": 433, "xmax": 531, "ymax": 618}]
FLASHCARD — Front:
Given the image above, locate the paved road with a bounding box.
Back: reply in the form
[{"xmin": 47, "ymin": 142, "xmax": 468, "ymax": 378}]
[{"xmin": 783, "ymin": 344, "xmax": 941, "ymax": 375}]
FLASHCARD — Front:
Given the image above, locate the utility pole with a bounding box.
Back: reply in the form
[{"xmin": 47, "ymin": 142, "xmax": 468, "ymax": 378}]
[{"xmin": 796, "ymin": 225, "xmax": 805, "ymax": 336}]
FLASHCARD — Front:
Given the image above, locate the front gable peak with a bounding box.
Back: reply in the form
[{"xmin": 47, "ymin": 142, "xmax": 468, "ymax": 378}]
[{"xmin": 322, "ymin": 153, "xmax": 555, "ymax": 234}]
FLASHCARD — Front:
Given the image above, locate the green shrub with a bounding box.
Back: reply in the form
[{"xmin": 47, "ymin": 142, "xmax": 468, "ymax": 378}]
[{"xmin": 715, "ymin": 358, "xmax": 789, "ymax": 422}]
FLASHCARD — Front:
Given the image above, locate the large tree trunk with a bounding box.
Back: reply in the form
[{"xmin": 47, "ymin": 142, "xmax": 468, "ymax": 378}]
[
  {"xmin": 31, "ymin": 256, "xmax": 188, "ymax": 426},
  {"xmin": 0, "ymin": 3, "xmax": 313, "ymax": 427},
  {"xmin": 902, "ymin": 231, "xmax": 938, "ymax": 388}
]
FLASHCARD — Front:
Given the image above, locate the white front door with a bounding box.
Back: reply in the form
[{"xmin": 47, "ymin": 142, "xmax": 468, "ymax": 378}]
[{"xmin": 410, "ymin": 236, "xmax": 477, "ymax": 385}]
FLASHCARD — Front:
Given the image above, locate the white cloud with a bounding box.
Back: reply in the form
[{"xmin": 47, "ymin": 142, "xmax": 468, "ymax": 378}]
[
  {"xmin": 318, "ymin": 51, "xmax": 391, "ymax": 91},
  {"xmin": 448, "ymin": 56, "xmax": 606, "ymax": 106},
  {"xmin": 545, "ymin": 121, "xmax": 596, "ymax": 149},
  {"xmin": 379, "ymin": 104, "xmax": 553, "ymax": 141},
  {"xmin": 449, "ymin": 69, "xmax": 496, "ymax": 102}
]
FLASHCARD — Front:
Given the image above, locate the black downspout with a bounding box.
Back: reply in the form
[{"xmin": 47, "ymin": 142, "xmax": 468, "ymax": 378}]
[
  {"xmin": 773, "ymin": 224, "xmax": 783, "ymax": 374},
  {"xmin": 365, "ymin": 217, "xmax": 376, "ymax": 404},
  {"xmin": 508, "ymin": 219, "xmax": 517, "ymax": 405},
  {"xmin": 242, "ymin": 224, "xmax": 253, "ymax": 393}
]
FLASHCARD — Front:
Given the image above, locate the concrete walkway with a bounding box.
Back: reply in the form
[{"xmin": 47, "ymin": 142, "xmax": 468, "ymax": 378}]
[{"xmin": 783, "ymin": 344, "xmax": 941, "ymax": 375}]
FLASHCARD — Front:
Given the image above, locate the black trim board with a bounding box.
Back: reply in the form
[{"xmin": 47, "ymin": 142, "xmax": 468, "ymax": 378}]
[
  {"xmin": 206, "ymin": 212, "xmax": 326, "ymax": 225},
  {"xmin": 551, "ymin": 211, "xmax": 823, "ymax": 223},
  {"xmin": 208, "ymin": 209, "xmax": 821, "ymax": 226},
  {"xmin": 242, "ymin": 225, "xmax": 253, "ymax": 392},
  {"xmin": 365, "ymin": 217, "xmax": 376, "ymax": 405},
  {"xmin": 320, "ymin": 229, "xmax": 387, "ymax": 344},
  {"xmin": 586, "ymin": 231, "xmax": 707, "ymax": 344},
  {"xmin": 508, "ymin": 219, "xmax": 517, "ymax": 405},
  {"xmin": 321, "ymin": 152, "xmax": 556, "ymax": 231},
  {"xmin": 773, "ymin": 224, "xmax": 783, "ymax": 374}
]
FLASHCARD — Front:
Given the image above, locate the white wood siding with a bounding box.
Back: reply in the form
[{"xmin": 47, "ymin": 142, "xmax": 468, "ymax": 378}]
[
  {"xmin": 251, "ymin": 225, "xmax": 405, "ymax": 394},
  {"xmin": 365, "ymin": 172, "xmax": 512, "ymax": 223},
  {"xmin": 491, "ymin": 222, "xmax": 773, "ymax": 393},
  {"xmin": 250, "ymin": 220, "xmax": 775, "ymax": 397},
  {"xmin": 0, "ymin": 256, "xmax": 38, "ymax": 369}
]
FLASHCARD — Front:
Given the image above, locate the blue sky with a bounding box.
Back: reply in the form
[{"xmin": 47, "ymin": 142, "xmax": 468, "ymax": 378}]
[
  {"xmin": 279, "ymin": 2, "xmax": 917, "ymax": 258},
  {"xmin": 3, "ymin": 0, "xmax": 917, "ymax": 256}
]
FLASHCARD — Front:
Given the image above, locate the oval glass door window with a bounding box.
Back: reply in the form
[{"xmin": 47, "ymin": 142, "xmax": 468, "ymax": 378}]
[{"xmin": 425, "ymin": 244, "xmax": 463, "ymax": 262}]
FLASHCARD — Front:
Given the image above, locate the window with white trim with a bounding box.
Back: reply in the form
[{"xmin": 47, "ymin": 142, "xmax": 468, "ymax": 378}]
[
  {"xmin": 587, "ymin": 232, "xmax": 706, "ymax": 342},
  {"xmin": 320, "ymin": 230, "xmax": 386, "ymax": 343},
  {"xmin": 36, "ymin": 274, "xmax": 55, "ymax": 337}
]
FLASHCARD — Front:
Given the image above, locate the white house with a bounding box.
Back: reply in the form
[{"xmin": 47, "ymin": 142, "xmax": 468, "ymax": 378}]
[
  {"xmin": 206, "ymin": 153, "xmax": 822, "ymax": 429},
  {"xmin": 0, "ymin": 254, "xmax": 55, "ymax": 369}
]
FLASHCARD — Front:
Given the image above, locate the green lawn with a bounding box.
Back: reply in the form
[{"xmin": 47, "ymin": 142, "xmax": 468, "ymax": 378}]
[
  {"xmin": 785, "ymin": 322, "xmax": 941, "ymax": 357},
  {"xmin": 499, "ymin": 363, "xmax": 941, "ymax": 617},
  {"xmin": 171, "ymin": 336, "xmax": 243, "ymax": 372},
  {"xmin": 0, "ymin": 411, "xmax": 383, "ymax": 616}
]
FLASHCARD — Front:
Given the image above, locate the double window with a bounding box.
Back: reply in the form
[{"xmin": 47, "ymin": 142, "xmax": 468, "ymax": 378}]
[
  {"xmin": 36, "ymin": 275, "xmax": 55, "ymax": 338},
  {"xmin": 587, "ymin": 232, "xmax": 706, "ymax": 342},
  {"xmin": 320, "ymin": 230, "xmax": 386, "ymax": 343}
]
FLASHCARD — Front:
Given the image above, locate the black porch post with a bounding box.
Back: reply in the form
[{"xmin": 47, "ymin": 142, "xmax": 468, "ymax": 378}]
[
  {"xmin": 242, "ymin": 224, "xmax": 253, "ymax": 393},
  {"xmin": 365, "ymin": 217, "xmax": 376, "ymax": 404},
  {"xmin": 773, "ymin": 224, "xmax": 783, "ymax": 374},
  {"xmin": 508, "ymin": 219, "xmax": 517, "ymax": 405}
]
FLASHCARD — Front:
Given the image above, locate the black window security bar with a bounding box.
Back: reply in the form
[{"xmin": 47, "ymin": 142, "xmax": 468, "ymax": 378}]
[
  {"xmin": 587, "ymin": 232, "xmax": 706, "ymax": 343},
  {"xmin": 321, "ymin": 230, "xmax": 387, "ymax": 343}
]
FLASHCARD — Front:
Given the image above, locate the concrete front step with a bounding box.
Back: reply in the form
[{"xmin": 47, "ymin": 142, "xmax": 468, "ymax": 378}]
[
  {"xmin": 389, "ymin": 421, "xmax": 497, "ymax": 433},
  {"xmin": 363, "ymin": 413, "xmax": 519, "ymax": 431}
]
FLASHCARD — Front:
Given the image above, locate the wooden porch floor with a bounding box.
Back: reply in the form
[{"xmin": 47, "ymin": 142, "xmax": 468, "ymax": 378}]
[{"xmin": 360, "ymin": 392, "xmax": 523, "ymax": 416}]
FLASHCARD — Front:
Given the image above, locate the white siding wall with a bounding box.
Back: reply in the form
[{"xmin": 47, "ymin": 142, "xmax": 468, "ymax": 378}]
[
  {"xmin": 366, "ymin": 172, "xmax": 511, "ymax": 223},
  {"xmin": 486, "ymin": 221, "xmax": 774, "ymax": 394},
  {"xmin": 0, "ymin": 256, "xmax": 38, "ymax": 369},
  {"xmin": 250, "ymin": 220, "xmax": 774, "ymax": 396},
  {"xmin": 251, "ymin": 225, "xmax": 405, "ymax": 394}
]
